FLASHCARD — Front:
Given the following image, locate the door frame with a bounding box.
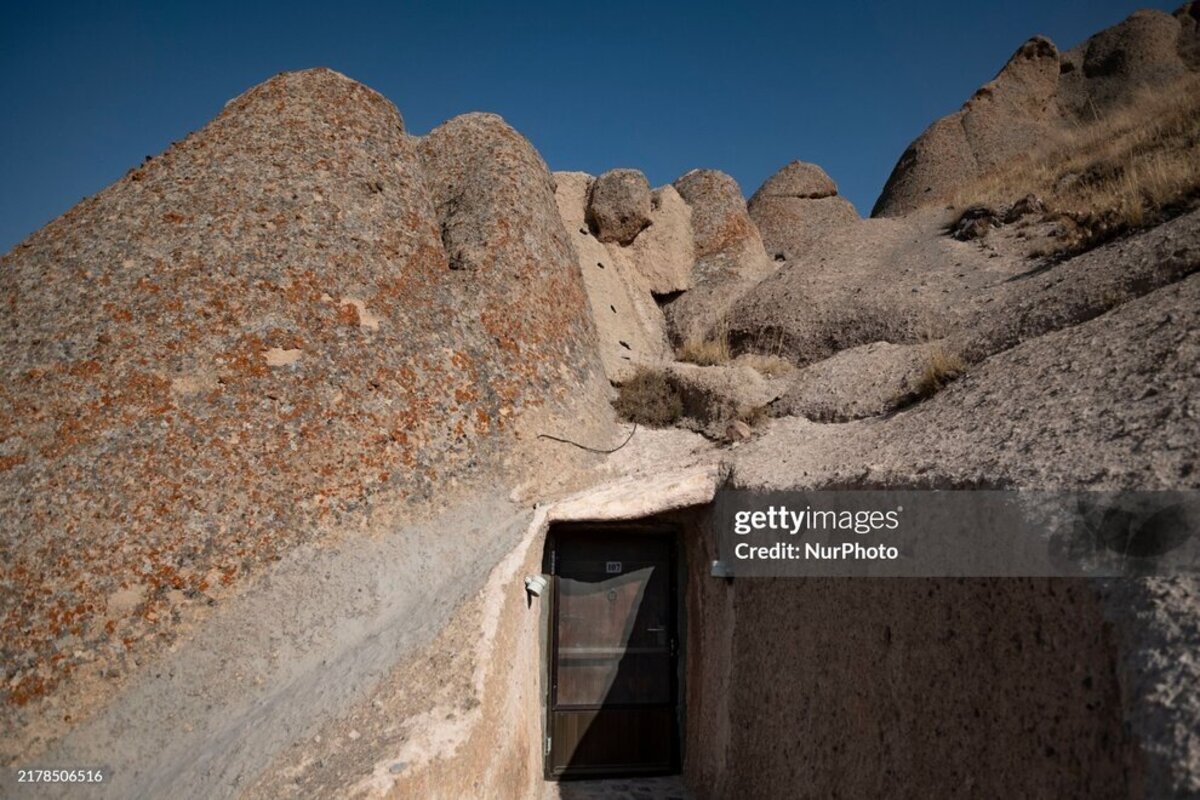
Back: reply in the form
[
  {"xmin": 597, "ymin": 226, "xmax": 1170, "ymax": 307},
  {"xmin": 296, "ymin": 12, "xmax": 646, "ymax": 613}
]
[{"xmin": 542, "ymin": 521, "xmax": 682, "ymax": 780}]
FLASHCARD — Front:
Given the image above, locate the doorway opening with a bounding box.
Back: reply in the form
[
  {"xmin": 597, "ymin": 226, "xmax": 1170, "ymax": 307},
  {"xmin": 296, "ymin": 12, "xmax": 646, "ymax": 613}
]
[{"xmin": 542, "ymin": 522, "xmax": 683, "ymax": 780}]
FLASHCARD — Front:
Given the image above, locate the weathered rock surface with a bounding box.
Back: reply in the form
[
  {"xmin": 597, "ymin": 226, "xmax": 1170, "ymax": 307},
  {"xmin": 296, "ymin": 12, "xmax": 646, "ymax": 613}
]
[
  {"xmin": 672, "ymin": 168, "xmax": 769, "ymax": 268},
  {"xmin": 727, "ymin": 269, "xmax": 1200, "ymax": 798},
  {"xmin": 729, "ymin": 204, "xmax": 1200, "ymax": 372},
  {"xmin": 628, "ymin": 185, "xmax": 695, "ymax": 294},
  {"xmin": 0, "ymin": 69, "xmax": 610, "ymax": 721},
  {"xmin": 665, "ymin": 169, "xmax": 774, "ymax": 345},
  {"xmin": 776, "ymin": 341, "xmax": 941, "ymax": 422},
  {"xmin": 586, "ymin": 168, "xmax": 653, "ymax": 245},
  {"xmin": 874, "ymin": 6, "xmax": 1200, "ymax": 216},
  {"xmin": 553, "ymin": 172, "xmax": 671, "ymax": 382},
  {"xmin": 748, "ymin": 161, "xmax": 859, "ymax": 262},
  {"xmin": 876, "ymin": 273, "xmax": 1200, "ymax": 491},
  {"xmin": 752, "ymin": 160, "xmax": 838, "ymax": 199},
  {"xmin": 737, "ymin": 274, "xmax": 1200, "ymax": 493},
  {"xmin": 726, "ymin": 207, "xmax": 1006, "ymax": 366},
  {"xmin": 951, "ymin": 207, "xmax": 1200, "ymax": 363},
  {"xmin": 3, "ymin": 18, "xmax": 1200, "ymax": 797}
]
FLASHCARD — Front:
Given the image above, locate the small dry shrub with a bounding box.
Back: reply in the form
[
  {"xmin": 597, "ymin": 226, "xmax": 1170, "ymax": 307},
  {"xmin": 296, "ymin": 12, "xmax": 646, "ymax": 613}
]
[
  {"xmin": 913, "ymin": 349, "xmax": 967, "ymax": 399},
  {"xmin": 614, "ymin": 369, "xmax": 683, "ymax": 427},
  {"xmin": 678, "ymin": 316, "xmax": 735, "ymax": 366},
  {"xmin": 678, "ymin": 335, "xmax": 730, "ymax": 366}
]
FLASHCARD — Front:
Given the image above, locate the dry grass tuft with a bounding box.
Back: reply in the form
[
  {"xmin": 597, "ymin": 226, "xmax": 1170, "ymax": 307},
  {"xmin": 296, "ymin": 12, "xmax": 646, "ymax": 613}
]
[
  {"xmin": 952, "ymin": 76, "xmax": 1200, "ymax": 256},
  {"xmin": 913, "ymin": 349, "xmax": 967, "ymax": 400},
  {"xmin": 613, "ymin": 368, "xmax": 683, "ymax": 427},
  {"xmin": 736, "ymin": 403, "xmax": 771, "ymax": 427},
  {"xmin": 678, "ymin": 317, "xmax": 732, "ymax": 366},
  {"xmin": 734, "ymin": 353, "xmax": 795, "ymax": 378},
  {"xmin": 677, "ymin": 335, "xmax": 731, "ymax": 366}
]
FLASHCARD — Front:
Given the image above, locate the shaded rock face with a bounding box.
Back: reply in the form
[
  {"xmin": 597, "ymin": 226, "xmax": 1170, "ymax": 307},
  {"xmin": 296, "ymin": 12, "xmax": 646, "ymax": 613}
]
[
  {"xmin": 1179, "ymin": 2, "xmax": 1200, "ymax": 67},
  {"xmin": 585, "ymin": 168, "xmax": 653, "ymax": 245},
  {"xmin": 724, "ymin": 578, "xmax": 1136, "ymax": 800},
  {"xmin": 873, "ymin": 7, "xmax": 1200, "ymax": 216},
  {"xmin": 665, "ymin": 169, "xmax": 774, "ymax": 344},
  {"xmin": 552, "ymin": 171, "xmax": 671, "ymax": 382},
  {"xmin": 0, "ymin": 69, "xmax": 607, "ymax": 708},
  {"xmin": 748, "ymin": 161, "xmax": 859, "ymax": 262}
]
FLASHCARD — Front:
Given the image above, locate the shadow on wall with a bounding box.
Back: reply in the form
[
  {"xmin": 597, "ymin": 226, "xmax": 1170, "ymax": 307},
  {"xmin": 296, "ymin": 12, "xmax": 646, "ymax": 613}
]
[{"xmin": 700, "ymin": 574, "xmax": 1143, "ymax": 798}]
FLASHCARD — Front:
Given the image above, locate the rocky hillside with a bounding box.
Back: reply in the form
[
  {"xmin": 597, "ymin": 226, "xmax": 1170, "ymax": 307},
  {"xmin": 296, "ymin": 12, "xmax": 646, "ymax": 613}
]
[
  {"xmin": 1, "ymin": 4, "xmax": 1198, "ymax": 799},
  {"xmin": 874, "ymin": 3, "xmax": 1200, "ymax": 220}
]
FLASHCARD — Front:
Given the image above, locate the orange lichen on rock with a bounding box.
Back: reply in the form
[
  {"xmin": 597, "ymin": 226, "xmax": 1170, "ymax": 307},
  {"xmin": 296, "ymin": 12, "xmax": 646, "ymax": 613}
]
[{"xmin": 0, "ymin": 68, "xmax": 607, "ymax": 714}]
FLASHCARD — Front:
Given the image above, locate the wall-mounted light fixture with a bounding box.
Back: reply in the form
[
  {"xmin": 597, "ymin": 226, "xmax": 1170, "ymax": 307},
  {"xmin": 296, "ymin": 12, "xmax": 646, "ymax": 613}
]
[
  {"xmin": 524, "ymin": 574, "xmax": 549, "ymax": 597},
  {"xmin": 710, "ymin": 560, "xmax": 735, "ymax": 581}
]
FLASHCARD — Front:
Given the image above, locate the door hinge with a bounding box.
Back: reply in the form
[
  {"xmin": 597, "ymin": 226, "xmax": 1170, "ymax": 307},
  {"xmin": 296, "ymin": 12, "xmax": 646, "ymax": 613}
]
[{"xmin": 545, "ymin": 735, "xmax": 552, "ymax": 756}]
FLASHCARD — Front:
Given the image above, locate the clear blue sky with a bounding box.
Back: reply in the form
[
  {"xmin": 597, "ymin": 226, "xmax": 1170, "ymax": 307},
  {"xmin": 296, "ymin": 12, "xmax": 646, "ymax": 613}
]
[{"xmin": 0, "ymin": 0, "xmax": 1176, "ymax": 252}]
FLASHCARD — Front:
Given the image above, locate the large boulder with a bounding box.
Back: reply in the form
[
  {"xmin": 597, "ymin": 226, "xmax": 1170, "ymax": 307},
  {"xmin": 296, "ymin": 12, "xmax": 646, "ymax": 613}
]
[
  {"xmin": 1080, "ymin": 9, "xmax": 1184, "ymax": 78},
  {"xmin": 753, "ymin": 161, "xmax": 838, "ymax": 199},
  {"xmin": 1061, "ymin": 9, "xmax": 1193, "ymax": 111},
  {"xmin": 873, "ymin": 7, "xmax": 1200, "ymax": 217},
  {"xmin": 748, "ymin": 161, "xmax": 860, "ymax": 262},
  {"xmin": 665, "ymin": 169, "xmax": 774, "ymax": 345},
  {"xmin": 672, "ymin": 168, "xmax": 768, "ymax": 267},
  {"xmin": 0, "ymin": 70, "xmax": 610, "ymax": 720},
  {"xmin": 586, "ymin": 168, "xmax": 653, "ymax": 245}
]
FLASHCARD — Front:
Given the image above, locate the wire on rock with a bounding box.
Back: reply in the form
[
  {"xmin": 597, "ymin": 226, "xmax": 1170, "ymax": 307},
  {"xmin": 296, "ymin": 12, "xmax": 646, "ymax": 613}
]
[{"xmin": 536, "ymin": 423, "xmax": 638, "ymax": 454}]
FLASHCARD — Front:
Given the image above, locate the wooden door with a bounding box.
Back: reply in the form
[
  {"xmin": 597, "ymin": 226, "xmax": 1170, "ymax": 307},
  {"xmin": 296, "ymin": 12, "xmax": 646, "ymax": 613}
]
[{"xmin": 546, "ymin": 527, "xmax": 678, "ymax": 778}]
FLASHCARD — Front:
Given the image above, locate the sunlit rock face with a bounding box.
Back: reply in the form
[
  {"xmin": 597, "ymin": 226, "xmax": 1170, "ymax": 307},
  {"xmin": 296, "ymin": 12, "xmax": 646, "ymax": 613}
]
[{"xmin": 0, "ymin": 68, "xmax": 607, "ymax": 711}]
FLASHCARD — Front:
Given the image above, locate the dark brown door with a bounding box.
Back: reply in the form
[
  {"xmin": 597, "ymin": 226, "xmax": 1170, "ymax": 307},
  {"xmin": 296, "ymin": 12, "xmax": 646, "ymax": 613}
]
[{"xmin": 547, "ymin": 527, "xmax": 678, "ymax": 778}]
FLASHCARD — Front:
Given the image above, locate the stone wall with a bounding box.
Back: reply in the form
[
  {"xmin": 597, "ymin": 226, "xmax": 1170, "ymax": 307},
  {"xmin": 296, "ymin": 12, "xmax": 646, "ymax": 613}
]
[{"xmin": 679, "ymin": 509, "xmax": 1142, "ymax": 799}]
